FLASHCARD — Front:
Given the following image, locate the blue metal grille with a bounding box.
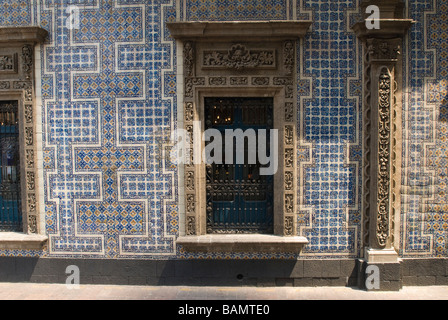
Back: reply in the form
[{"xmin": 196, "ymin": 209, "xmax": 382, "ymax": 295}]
[
  {"xmin": 205, "ymin": 98, "xmax": 274, "ymax": 234},
  {"xmin": 0, "ymin": 101, "xmax": 22, "ymax": 232}
]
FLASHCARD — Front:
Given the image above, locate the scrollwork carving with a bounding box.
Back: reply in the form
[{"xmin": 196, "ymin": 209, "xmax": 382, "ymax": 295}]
[
  {"xmin": 0, "ymin": 81, "xmax": 10, "ymax": 89},
  {"xmin": 26, "ymin": 172, "xmax": 35, "ymax": 191},
  {"xmin": 285, "ymin": 148, "xmax": 293, "ymax": 168},
  {"xmin": 377, "ymin": 69, "xmax": 392, "ymax": 248},
  {"xmin": 25, "ymin": 127, "xmax": 33, "ymax": 146},
  {"xmin": 28, "ymin": 194, "xmax": 36, "ymax": 212},
  {"xmin": 186, "ymin": 194, "xmax": 195, "ymax": 215},
  {"xmin": 186, "ymin": 216, "xmax": 196, "ymax": 236},
  {"xmin": 285, "ymin": 102, "xmax": 294, "ymax": 122},
  {"xmin": 230, "ymin": 77, "xmax": 248, "ymax": 85},
  {"xmin": 285, "ymin": 194, "xmax": 294, "ymax": 214},
  {"xmin": 285, "ymin": 125, "xmax": 294, "ymax": 145},
  {"xmin": 28, "ymin": 214, "xmax": 37, "ymax": 234},
  {"xmin": 184, "ymin": 41, "xmax": 194, "ymax": 77},
  {"xmin": 185, "ymin": 102, "xmax": 194, "ymax": 122},
  {"xmin": 185, "ymin": 77, "xmax": 205, "ymax": 98},
  {"xmin": 285, "ymin": 171, "xmax": 293, "ymax": 191},
  {"xmin": 285, "ymin": 216, "xmax": 294, "ymax": 236},
  {"xmin": 25, "ymin": 104, "xmax": 33, "ymax": 123},
  {"xmin": 26, "ymin": 149, "xmax": 34, "ymax": 168},
  {"xmin": 283, "ymin": 41, "xmax": 295, "ymax": 75},
  {"xmin": 186, "ymin": 171, "xmax": 195, "ymax": 191},
  {"xmin": 22, "ymin": 44, "xmax": 33, "ymax": 79},
  {"xmin": 209, "ymin": 77, "xmax": 226, "ymax": 86},
  {"xmin": 252, "ymin": 77, "xmax": 269, "ymax": 86}
]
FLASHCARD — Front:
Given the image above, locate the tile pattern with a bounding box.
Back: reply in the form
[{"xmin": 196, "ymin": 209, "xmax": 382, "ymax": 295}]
[
  {"xmin": 401, "ymin": 0, "xmax": 448, "ymax": 257},
  {"xmin": 296, "ymin": 1, "xmax": 362, "ymax": 257},
  {"xmin": 0, "ymin": 0, "xmax": 446, "ymax": 259},
  {"xmin": 185, "ymin": 0, "xmax": 288, "ymax": 21},
  {"xmin": 0, "ymin": 0, "xmax": 32, "ymax": 26},
  {"xmin": 40, "ymin": 0, "xmax": 177, "ymax": 258}
]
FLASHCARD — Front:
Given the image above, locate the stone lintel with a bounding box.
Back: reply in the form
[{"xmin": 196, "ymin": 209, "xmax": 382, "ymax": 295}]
[{"xmin": 167, "ymin": 21, "xmax": 312, "ymax": 41}]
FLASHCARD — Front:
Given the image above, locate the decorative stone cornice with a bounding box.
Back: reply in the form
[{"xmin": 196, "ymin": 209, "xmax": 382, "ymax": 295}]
[
  {"xmin": 0, "ymin": 26, "xmax": 48, "ymax": 44},
  {"xmin": 352, "ymin": 19, "xmax": 414, "ymax": 40},
  {"xmin": 167, "ymin": 21, "xmax": 312, "ymax": 42}
]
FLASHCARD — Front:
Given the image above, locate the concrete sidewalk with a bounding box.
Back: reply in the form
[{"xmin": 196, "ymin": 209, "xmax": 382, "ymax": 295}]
[{"xmin": 0, "ymin": 282, "xmax": 447, "ymax": 300}]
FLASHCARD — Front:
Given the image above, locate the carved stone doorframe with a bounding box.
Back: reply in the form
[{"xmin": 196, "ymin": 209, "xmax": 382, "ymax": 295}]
[
  {"xmin": 352, "ymin": 0, "xmax": 413, "ymax": 262},
  {"xmin": 168, "ymin": 21, "xmax": 312, "ymax": 252},
  {"xmin": 0, "ymin": 27, "xmax": 48, "ymax": 249}
]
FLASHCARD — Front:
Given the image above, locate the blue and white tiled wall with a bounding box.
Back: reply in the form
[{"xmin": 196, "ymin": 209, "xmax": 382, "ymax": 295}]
[{"xmin": 0, "ymin": 0, "xmax": 447, "ymax": 259}]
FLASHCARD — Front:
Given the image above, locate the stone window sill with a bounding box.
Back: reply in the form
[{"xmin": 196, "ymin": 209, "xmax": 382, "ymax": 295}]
[
  {"xmin": 0, "ymin": 232, "xmax": 48, "ymax": 250},
  {"xmin": 177, "ymin": 235, "xmax": 308, "ymax": 253}
]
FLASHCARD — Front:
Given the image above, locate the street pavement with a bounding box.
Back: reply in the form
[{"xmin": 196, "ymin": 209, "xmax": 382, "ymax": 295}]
[{"xmin": 0, "ymin": 282, "xmax": 447, "ymax": 300}]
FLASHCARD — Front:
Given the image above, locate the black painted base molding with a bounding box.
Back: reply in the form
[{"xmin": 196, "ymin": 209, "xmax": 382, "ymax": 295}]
[{"xmin": 0, "ymin": 257, "xmax": 447, "ymax": 291}]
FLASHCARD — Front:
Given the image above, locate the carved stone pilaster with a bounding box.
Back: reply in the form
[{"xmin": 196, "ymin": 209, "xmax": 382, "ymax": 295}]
[{"xmin": 352, "ymin": 1, "xmax": 411, "ymax": 262}]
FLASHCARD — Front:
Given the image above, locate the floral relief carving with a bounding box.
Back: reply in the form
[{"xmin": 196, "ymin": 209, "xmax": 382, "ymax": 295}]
[
  {"xmin": 203, "ymin": 44, "xmax": 275, "ymax": 70},
  {"xmin": 377, "ymin": 69, "xmax": 392, "ymax": 248},
  {"xmin": 186, "ymin": 216, "xmax": 196, "ymax": 236},
  {"xmin": 285, "ymin": 216, "xmax": 294, "ymax": 236}
]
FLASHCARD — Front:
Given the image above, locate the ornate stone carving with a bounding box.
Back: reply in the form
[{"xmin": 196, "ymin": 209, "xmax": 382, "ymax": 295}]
[
  {"xmin": 285, "ymin": 172, "xmax": 293, "ymax": 191},
  {"xmin": 0, "ymin": 54, "xmax": 16, "ymax": 72},
  {"xmin": 367, "ymin": 39, "xmax": 401, "ymax": 61},
  {"xmin": 28, "ymin": 194, "xmax": 36, "ymax": 212},
  {"xmin": 203, "ymin": 44, "xmax": 275, "ymax": 70},
  {"xmin": 285, "ymin": 86, "xmax": 293, "ymax": 99},
  {"xmin": 25, "ymin": 127, "xmax": 33, "ymax": 146},
  {"xmin": 285, "ymin": 125, "xmax": 294, "ymax": 145},
  {"xmin": 25, "ymin": 104, "xmax": 33, "ymax": 123},
  {"xmin": 209, "ymin": 77, "xmax": 226, "ymax": 86},
  {"xmin": 26, "ymin": 172, "xmax": 35, "ymax": 191},
  {"xmin": 283, "ymin": 41, "xmax": 295, "ymax": 75},
  {"xmin": 26, "ymin": 149, "xmax": 34, "ymax": 168},
  {"xmin": 13, "ymin": 81, "xmax": 31, "ymax": 89},
  {"xmin": 186, "ymin": 171, "xmax": 195, "ymax": 191},
  {"xmin": 274, "ymin": 77, "xmax": 293, "ymax": 86},
  {"xmin": 24, "ymin": 88, "xmax": 33, "ymax": 102},
  {"xmin": 285, "ymin": 102, "xmax": 294, "ymax": 122},
  {"xmin": 285, "ymin": 194, "xmax": 294, "ymax": 214},
  {"xmin": 185, "ymin": 102, "xmax": 194, "ymax": 122},
  {"xmin": 285, "ymin": 216, "xmax": 294, "ymax": 236},
  {"xmin": 186, "ymin": 216, "xmax": 196, "ymax": 236},
  {"xmin": 22, "ymin": 44, "xmax": 33, "ymax": 79},
  {"xmin": 377, "ymin": 69, "xmax": 392, "ymax": 247},
  {"xmin": 230, "ymin": 77, "xmax": 248, "ymax": 85},
  {"xmin": 186, "ymin": 194, "xmax": 195, "ymax": 214},
  {"xmin": 285, "ymin": 148, "xmax": 293, "ymax": 168},
  {"xmin": 0, "ymin": 81, "xmax": 10, "ymax": 89},
  {"xmin": 185, "ymin": 77, "xmax": 205, "ymax": 98},
  {"xmin": 184, "ymin": 41, "xmax": 194, "ymax": 78},
  {"xmin": 28, "ymin": 214, "xmax": 37, "ymax": 234},
  {"xmin": 252, "ymin": 77, "xmax": 269, "ymax": 86}
]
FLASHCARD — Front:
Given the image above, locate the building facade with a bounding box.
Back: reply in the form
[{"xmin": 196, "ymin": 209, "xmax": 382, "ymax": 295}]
[{"xmin": 0, "ymin": 0, "xmax": 447, "ymax": 291}]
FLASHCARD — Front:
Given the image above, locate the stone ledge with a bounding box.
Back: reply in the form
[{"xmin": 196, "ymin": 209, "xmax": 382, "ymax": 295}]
[
  {"xmin": 0, "ymin": 26, "xmax": 48, "ymax": 43},
  {"xmin": 177, "ymin": 235, "xmax": 308, "ymax": 253},
  {"xmin": 0, "ymin": 232, "xmax": 48, "ymax": 250}
]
